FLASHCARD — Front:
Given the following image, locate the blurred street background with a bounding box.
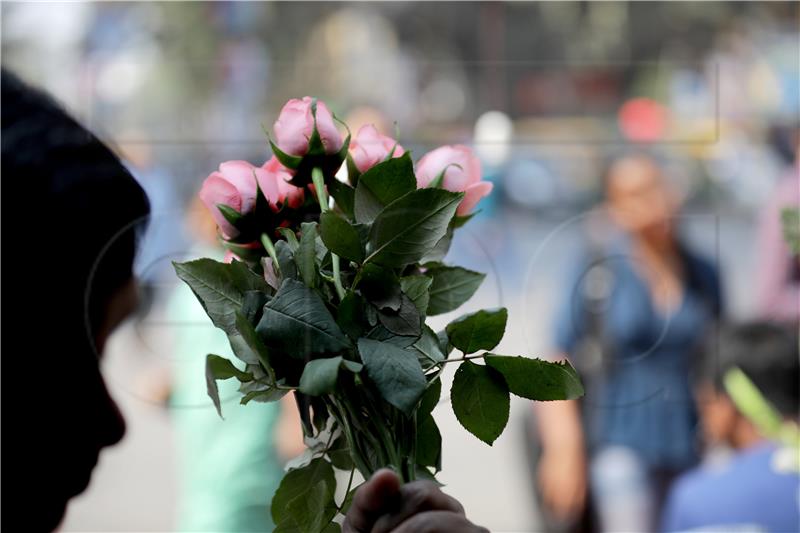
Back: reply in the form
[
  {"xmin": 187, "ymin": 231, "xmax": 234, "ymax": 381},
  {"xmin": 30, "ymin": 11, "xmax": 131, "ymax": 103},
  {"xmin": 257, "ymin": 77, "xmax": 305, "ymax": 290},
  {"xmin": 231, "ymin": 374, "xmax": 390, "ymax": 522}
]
[{"xmin": 2, "ymin": 2, "xmax": 798, "ymax": 532}]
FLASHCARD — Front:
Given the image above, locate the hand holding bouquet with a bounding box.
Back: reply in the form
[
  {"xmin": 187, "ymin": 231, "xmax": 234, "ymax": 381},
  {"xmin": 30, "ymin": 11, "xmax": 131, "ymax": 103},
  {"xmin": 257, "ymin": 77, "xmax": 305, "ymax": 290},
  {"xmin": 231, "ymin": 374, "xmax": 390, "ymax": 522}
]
[{"xmin": 174, "ymin": 97, "xmax": 583, "ymax": 532}]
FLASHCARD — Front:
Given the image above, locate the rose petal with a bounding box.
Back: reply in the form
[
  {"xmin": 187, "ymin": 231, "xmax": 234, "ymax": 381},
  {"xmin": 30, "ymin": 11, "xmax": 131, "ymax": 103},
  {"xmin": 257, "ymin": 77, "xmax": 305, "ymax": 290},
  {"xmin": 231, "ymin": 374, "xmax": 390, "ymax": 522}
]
[
  {"xmin": 313, "ymin": 99, "xmax": 344, "ymax": 154},
  {"xmin": 274, "ymin": 97, "xmax": 315, "ymax": 156},
  {"xmin": 415, "ymin": 145, "xmax": 479, "ymax": 191},
  {"xmin": 457, "ymin": 181, "xmax": 493, "ymax": 215},
  {"xmin": 350, "ymin": 124, "xmax": 404, "ymax": 172},
  {"xmin": 259, "ymin": 156, "xmax": 304, "ymax": 210},
  {"xmin": 218, "ymin": 160, "xmax": 258, "ymax": 212},
  {"xmin": 199, "ymin": 173, "xmax": 241, "ymax": 238}
]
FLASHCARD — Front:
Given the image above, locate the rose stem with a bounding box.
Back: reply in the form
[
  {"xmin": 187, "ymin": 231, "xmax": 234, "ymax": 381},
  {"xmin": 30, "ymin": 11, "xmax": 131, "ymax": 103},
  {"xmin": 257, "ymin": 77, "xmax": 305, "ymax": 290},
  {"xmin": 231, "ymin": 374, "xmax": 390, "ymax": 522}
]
[{"xmin": 311, "ymin": 167, "xmax": 346, "ymax": 300}]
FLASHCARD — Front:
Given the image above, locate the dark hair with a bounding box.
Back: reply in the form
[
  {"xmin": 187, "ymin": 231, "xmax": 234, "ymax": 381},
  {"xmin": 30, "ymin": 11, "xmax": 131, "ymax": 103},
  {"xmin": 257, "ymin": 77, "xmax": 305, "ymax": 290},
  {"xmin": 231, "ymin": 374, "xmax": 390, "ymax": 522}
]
[
  {"xmin": 698, "ymin": 322, "xmax": 799, "ymax": 417},
  {"xmin": 1, "ymin": 69, "xmax": 150, "ymax": 335},
  {"xmin": 2, "ymin": 69, "xmax": 151, "ymax": 530}
]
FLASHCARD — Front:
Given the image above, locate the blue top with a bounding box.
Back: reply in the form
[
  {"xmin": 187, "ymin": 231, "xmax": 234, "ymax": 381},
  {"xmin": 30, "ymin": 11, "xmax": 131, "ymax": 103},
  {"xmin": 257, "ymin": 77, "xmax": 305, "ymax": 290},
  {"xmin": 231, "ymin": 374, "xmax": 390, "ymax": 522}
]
[
  {"xmin": 553, "ymin": 237, "xmax": 722, "ymax": 469},
  {"xmin": 661, "ymin": 442, "xmax": 800, "ymax": 532}
]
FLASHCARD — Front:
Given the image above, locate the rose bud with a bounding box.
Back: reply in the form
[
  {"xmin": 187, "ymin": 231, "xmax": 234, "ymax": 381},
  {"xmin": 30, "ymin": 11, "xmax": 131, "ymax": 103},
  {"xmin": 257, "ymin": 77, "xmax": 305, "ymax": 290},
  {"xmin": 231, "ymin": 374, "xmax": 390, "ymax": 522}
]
[
  {"xmin": 273, "ymin": 96, "xmax": 343, "ymax": 157},
  {"xmin": 259, "ymin": 156, "xmax": 305, "ymax": 209},
  {"xmin": 415, "ymin": 145, "xmax": 493, "ymax": 215},
  {"xmin": 199, "ymin": 160, "xmax": 259, "ymax": 238},
  {"xmin": 349, "ymin": 124, "xmax": 405, "ymax": 173}
]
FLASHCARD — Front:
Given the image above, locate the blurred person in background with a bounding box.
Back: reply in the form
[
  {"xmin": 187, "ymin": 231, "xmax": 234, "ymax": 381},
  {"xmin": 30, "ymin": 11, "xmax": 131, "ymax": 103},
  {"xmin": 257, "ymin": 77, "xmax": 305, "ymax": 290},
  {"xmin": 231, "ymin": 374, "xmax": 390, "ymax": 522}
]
[
  {"xmin": 661, "ymin": 322, "xmax": 799, "ymax": 532},
  {"xmin": 534, "ymin": 152, "xmax": 724, "ymax": 532},
  {"xmin": 0, "ymin": 70, "xmax": 487, "ymax": 533},
  {"xmin": 118, "ymin": 132, "xmax": 187, "ymax": 311},
  {"xmin": 168, "ymin": 195, "xmax": 306, "ymax": 532},
  {"xmin": 756, "ymin": 127, "xmax": 800, "ymax": 322}
]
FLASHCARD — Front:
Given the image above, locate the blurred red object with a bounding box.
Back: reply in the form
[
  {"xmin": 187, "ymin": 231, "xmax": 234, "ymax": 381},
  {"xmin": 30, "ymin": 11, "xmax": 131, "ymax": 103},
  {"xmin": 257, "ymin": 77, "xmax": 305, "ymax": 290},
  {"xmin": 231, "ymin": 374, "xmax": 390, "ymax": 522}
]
[{"xmin": 618, "ymin": 98, "xmax": 667, "ymax": 142}]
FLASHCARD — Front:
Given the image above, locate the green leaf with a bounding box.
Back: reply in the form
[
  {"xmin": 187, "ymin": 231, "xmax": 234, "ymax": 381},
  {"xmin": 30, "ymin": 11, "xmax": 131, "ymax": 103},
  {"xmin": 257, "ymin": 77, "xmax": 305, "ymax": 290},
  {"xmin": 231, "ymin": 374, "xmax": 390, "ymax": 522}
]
[
  {"xmin": 328, "ymin": 179, "xmax": 355, "ymax": 220},
  {"xmin": 377, "ymin": 294, "xmax": 421, "ymax": 337},
  {"xmin": 356, "ymin": 264, "xmax": 401, "ymax": 311},
  {"xmin": 337, "ymin": 291, "xmax": 366, "ymax": 340},
  {"xmin": 365, "ymin": 325, "xmax": 417, "ymax": 347},
  {"xmin": 452, "ymin": 212, "xmax": 476, "ymax": 229},
  {"xmin": 416, "ymin": 413, "xmax": 442, "ymax": 471},
  {"xmin": 273, "ymin": 473, "xmax": 336, "ymax": 533},
  {"xmin": 418, "ymin": 378, "xmax": 442, "ymax": 418},
  {"xmin": 451, "ymin": 360, "xmax": 509, "ymax": 445},
  {"xmin": 207, "ymin": 354, "xmax": 252, "ymax": 381},
  {"xmin": 346, "ymin": 153, "xmax": 362, "ymax": 186},
  {"xmin": 294, "ymin": 391, "xmax": 314, "ymax": 437},
  {"xmin": 414, "ymin": 466, "xmax": 442, "ymax": 485},
  {"xmin": 231, "ymin": 311, "xmax": 273, "ymax": 373},
  {"xmin": 485, "ymin": 355, "xmax": 584, "ymax": 401},
  {"xmin": 221, "ymin": 239, "xmax": 263, "ymax": 262},
  {"xmin": 295, "ymin": 222, "xmax": 318, "ymax": 287},
  {"xmin": 412, "ymin": 327, "xmax": 446, "ymax": 370},
  {"xmin": 173, "ymin": 259, "xmax": 269, "ymax": 335},
  {"xmin": 425, "ymin": 266, "xmax": 485, "ymax": 316},
  {"xmin": 366, "ymin": 188, "xmax": 463, "ymax": 267},
  {"xmin": 205, "ymin": 354, "xmax": 252, "ymax": 417},
  {"xmin": 271, "ymin": 458, "xmax": 336, "ymax": 525},
  {"xmin": 354, "ymin": 152, "xmax": 417, "ymax": 224},
  {"xmin": 276, "ymin": 239, "xmax": 298, "ymax": 280},
  {"xmin": 400, "ymin": 275, "xmax": 433, "ymax": 315},
  {"xmin": 357, "ymin": 338, "xmax": 427, "ymax": 415},
  {"xmin": 436, "ymin": 329, "xmax": 453, "ymax": 357},
  {"xmin": 299, "ymin": 356, "xmax": 343, "ymax": 396},
  {"xmin": 217, "ymin": 203, "xmax": 244, "ymax": 227},
  {"xmin": 420, "ymin": 226, "xmax": 453, "ymax": 264},
  {"xmin": 240, "ymin": 386, "xmax": 287, "ymax": 405},
  {"xmin": 257, "ymin": 279, "xmax": 350, "ymax": 358},
  {"xmin": 269, "ymin": 138, "xmax": 303, "ymax": 169},
  {"xmin": 445, "ymin": 308, "xmax": 508, "ymax": 354},
  {"xmin": 327, "ymin": 433, "xmax": 354, "ymax": 471},
  {"xmin": 320, "ymin": 212, "xmax": 364, "ymax": 263},
  {"xmin": 311, "ymin": 395, "xmax": 329, "ymax": 434},
  {"xmin": 240, "ymin": 290, "xmax": 268, "ymax": 324},
  {"xmin": 277, "ymin": 227, "xmax": 300, "ymax": 251}
]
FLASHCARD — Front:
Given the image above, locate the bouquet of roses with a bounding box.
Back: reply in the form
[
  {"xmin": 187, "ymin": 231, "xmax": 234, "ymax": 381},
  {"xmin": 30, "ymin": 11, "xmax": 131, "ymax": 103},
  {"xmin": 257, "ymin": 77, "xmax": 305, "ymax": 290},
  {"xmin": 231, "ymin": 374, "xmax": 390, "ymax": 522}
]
[{"xmin": 173, "ymin": 97, "xmax": 583, "ymax": 532}]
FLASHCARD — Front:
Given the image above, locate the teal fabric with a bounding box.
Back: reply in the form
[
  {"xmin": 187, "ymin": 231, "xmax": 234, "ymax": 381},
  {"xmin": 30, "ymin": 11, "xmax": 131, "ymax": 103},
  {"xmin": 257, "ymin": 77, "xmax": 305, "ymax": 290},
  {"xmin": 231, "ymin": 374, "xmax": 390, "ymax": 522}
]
[{"xmin": 169, "ymin": 248, "xmax": 283, "ymax": 532}]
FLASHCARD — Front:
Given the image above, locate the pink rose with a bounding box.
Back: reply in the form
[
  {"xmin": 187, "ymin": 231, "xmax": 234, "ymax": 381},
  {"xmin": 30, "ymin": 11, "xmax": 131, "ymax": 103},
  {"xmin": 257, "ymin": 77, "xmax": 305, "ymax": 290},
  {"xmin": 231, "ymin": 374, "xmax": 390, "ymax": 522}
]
[
  {"xmin": 415, "ymin": 145, "xmax": 493, "ymax": 215},
  {"xmin": 349, "ymin": 124, "xmax": 405, "ymax": 173},
  {"xmin": 273, "ymin": 96, "xmax": 343, "ymax": 157},
  {"xmin": 259, "ymin": 156, "xmax": 305, "ymax": 210},
  {"xmin": 223, "ymin": 250, "xmax": 238, "ymax": 264},
  {"xmin": 199, "ymin": 160, "xmax": 259, "ymax": 238}
]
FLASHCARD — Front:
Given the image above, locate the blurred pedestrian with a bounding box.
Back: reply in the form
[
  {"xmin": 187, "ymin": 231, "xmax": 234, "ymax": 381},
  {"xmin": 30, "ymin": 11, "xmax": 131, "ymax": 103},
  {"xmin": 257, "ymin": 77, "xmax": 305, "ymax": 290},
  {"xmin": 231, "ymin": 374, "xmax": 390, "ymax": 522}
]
[
  {"xmin": 661, "ymin": 322, "xmax": 799, "ymax": 532},
  {"xmin": 756, "ymin": 128, "xmax": 800, "ymax": 322},
  {"xmin": 535, "ymin": 152, "xmax": 724, "ymax": 532}
]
